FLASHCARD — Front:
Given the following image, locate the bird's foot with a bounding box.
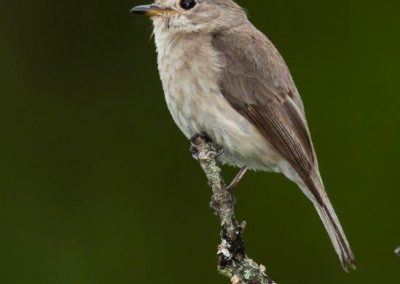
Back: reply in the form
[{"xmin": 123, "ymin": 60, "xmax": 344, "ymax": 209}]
[{"xmin": 190, "ymin": 134, "xmax": 223, "ymax": 160}]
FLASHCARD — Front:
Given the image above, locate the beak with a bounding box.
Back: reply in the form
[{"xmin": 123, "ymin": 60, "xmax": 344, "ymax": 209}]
[{"xmin": 130, "ymin": 4, "xmax": 169, "ymax": 17}]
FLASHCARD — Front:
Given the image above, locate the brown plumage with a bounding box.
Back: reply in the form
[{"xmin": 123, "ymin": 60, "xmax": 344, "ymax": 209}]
[
  {"xmin": 212, "ymin": 22, "xmax": 355, "ymax": 270},
  {"xmin": 131, "ymin": 0, "xmax": 355, "ymax": 270}
]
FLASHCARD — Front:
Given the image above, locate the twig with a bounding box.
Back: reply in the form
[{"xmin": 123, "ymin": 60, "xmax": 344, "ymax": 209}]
[{"xmin": 191, "ymin": 135, "xmax": 276, "ymax": 284}]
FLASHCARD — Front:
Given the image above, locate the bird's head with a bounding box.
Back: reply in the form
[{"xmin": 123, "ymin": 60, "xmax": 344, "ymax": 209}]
[{"xmin": 131, "ymin": 0, "xmax": 247, "ymax": 34}]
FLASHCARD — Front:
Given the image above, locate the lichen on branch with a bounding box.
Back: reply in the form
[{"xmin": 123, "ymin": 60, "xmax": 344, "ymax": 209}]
[{"xmin": 190, "ymin": 135, "xmax": 276, "ymax": 284}]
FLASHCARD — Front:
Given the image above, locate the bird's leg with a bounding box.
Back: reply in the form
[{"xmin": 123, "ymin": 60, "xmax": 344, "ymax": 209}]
[
  {"xmin": 191, "ymin": 134, "xmax": 246, "ymax": 190},
  {"xmin": 226, "ymin": 166, "xmax": 248, "ymax": 192}
]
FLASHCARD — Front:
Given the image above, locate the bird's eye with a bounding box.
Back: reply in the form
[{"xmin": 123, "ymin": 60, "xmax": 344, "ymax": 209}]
[{"xmin": 180, "ymin": 0, "xmax": 197, "ymax": 10}]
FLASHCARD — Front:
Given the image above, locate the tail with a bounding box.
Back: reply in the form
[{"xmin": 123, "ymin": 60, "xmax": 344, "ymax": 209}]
[{"xmin": 304, "ymin": 173, "xmax": 356, "ymax": 271}]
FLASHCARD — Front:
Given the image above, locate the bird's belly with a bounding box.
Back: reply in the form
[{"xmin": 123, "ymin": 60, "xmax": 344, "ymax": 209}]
[
  {"xmin": 162, "ymin": 80, "xmax": 282, "ymax": 171},
  {"xmin": 155, "ymin": 31, "xmax": 282, "ymax": 171}
]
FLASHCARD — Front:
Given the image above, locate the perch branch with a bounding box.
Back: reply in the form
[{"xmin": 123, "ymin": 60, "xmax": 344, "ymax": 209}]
[{"xmin": 191, "ymin": 135, "xmax": 276, "ymax": 284}]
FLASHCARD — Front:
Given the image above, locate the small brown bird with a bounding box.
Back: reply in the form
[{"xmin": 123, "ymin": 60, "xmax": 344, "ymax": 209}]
[{"xmin": 131, "ymin": 0, "xmax": 355, "ymax": 270}]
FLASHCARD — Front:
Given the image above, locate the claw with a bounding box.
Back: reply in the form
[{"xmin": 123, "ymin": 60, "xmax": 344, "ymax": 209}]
[
  {"xmin": 215, "ymin": 147, "xmax": 224, "ymax": 157},
  {"xmin": 190, "ymin": 144, "xmax": 200, "ymax": 160},
  {"xmin": 225, "ymin": 166, "xmax": 248, "ymax": 192}
]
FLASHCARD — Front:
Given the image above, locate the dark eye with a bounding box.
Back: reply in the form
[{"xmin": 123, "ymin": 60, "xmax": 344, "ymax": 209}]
[{"xmin": 180, "ymin": 0, "xmax": 196, "ymax": 10}]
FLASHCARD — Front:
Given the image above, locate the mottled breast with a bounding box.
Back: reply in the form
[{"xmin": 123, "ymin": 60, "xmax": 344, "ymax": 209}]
[
  {"xmin": 153, "ymin": 26, "xmax": 282, "ymax": 170},
  {"xmin": 155, "ymin": 30, "xmax": 222, "ymax": 138}
]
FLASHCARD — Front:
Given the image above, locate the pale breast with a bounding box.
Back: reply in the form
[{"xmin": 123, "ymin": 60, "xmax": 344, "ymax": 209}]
[{"xmin": 154, "ymin": 30, "xmax": 282, "ymax": 171}]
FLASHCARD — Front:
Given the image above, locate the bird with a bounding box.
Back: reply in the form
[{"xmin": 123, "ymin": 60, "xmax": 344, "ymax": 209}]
[{"xmin": 131, "ymin": 0, "xmax": 355, "ymax": 270}]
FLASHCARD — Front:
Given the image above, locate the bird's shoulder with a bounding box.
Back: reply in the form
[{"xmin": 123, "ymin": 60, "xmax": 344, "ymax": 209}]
[{"xmin": 211, "ymin": 23, "xmax": 304, "ymax": 111}]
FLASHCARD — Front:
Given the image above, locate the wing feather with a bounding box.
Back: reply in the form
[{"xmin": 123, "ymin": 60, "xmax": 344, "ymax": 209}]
[
  {"xmin": 211, "ymin": 24, "xmax": 355, "ymax": 269},
  {"xmin": 212, "ymin": 25, "xmax": 318, "ymax": 191}
]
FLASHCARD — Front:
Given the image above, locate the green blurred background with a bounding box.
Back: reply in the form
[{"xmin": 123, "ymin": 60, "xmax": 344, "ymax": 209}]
[{"xmin": 1, "ymin": 0, "xmax": 399, "ymax": 283}]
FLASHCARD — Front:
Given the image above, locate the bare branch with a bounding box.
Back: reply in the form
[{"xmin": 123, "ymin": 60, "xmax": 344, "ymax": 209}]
[{"xmin": 191, "ymin": 135, "xmax": 276, "ymax": 284}]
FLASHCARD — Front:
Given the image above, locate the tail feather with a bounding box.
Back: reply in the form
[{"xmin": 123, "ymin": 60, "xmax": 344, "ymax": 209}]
[
  {"xmin": 315, "ymin": 199, "xmax": 356, "ymax": 271},
  {"xmin": 305, "ymin": 173, "xmax": 356, "ymax": 271}
]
